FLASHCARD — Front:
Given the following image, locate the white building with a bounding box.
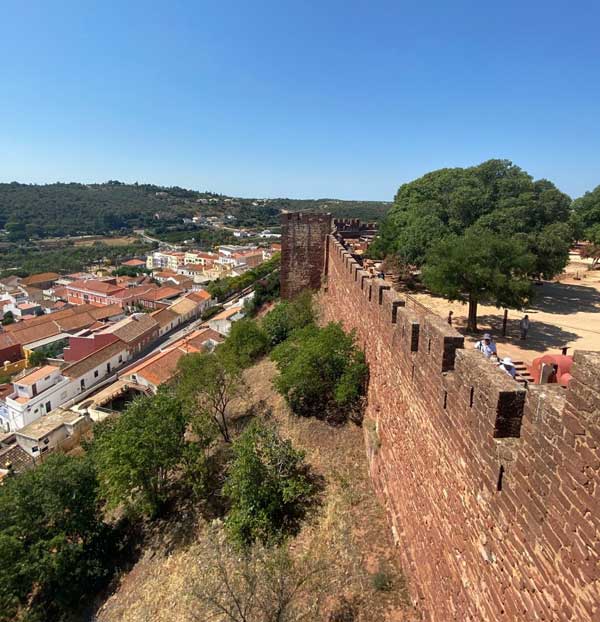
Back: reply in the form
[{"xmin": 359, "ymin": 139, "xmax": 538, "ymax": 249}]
[
  {"xmin": 207, "ymin": 305, "xmax": 244, "ymax": 336},
  {"xmin": 3, "ymin": 365, "xmax": 75, "ymax": 431},
  {"xmin": 0, "ymin": 340, "xmax": 129, "ymax": 432}
]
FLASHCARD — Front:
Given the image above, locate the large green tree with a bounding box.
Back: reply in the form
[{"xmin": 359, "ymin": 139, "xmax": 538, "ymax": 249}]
[
  {"xmin": 92, "ymin": 390, "xmax": 187, "ymax": 516},
  {"xmin": 0, "ymin": 454, "xmax": 110, "ymax": 622},
  {"xmin": 369, "ymin": 159, "xmax": 572, "ymax": 266},
  {"xmin": 572, "ymin": 185, "xmax": 600, "ymax": 240},
  {"xmin": 422, "ymin": 229, "xmax": 535, "ymax": 331}
]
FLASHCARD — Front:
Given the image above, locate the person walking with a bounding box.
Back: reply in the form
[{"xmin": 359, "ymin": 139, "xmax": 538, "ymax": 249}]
[{"xmin": 519, "ymin": 315, "xmax": 530, "ymax": 340}]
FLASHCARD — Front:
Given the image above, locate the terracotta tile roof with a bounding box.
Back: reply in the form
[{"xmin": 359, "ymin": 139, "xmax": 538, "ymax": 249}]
[
  {"xmin": 88, "ymin": 304, "xmax": 123, "ymax": 320},
  {"xmin": 15, "ymin": 365, "xmax": 60, "ymax": 386},
  {"xmin": 62, "ymin": 340, "xmax": 126, "ymax": 379},
  {"xmin": 209, "ymin": 305, "xmax": 243, "ymax": 322},
  {"xmin": 100, "ymin": 315, "xmax": 158, "ymax": 343},
  {"xmin": 3, "ymin": 304, "xmax": 98, "ymax": 332},
  {"xmin": 113, "ymin": 285, "xmax": 157, "ymax": 300},
  {"xmin": 121, "ymin": 259, "xmax": 146, "ymax": 267},
  {"xmin": 181, "ymin": 264, "xmax": 206, "ymax": 272},
  {"xmin": 67, "ymin": 280, "xmax": 125, "ymax": 296},
  {"xmin": 9, "ymin": 322, "xmax": 61, "ymax": 346},
  {"xmin": 150, "ymin": 307, "xmax": 179, "ymax": 328},
  {"xmin": 20, "ymin": 272, "xmax": 60, "ymax": 286},
  {"xmin": 0, "ymin": 444, "xmax": 35, "ymax": 473},
  {"xmin": 183, "ymin": 327, "xmax": 224, "ymax": 349},
  {"xmin": 0, "ymin": 333, "xmax": 17, "ymax": 349},
  {"xmin": 186, "ymin": 290, "xmax": 211, "ymax": 302},
  {"xmin": 154, "ymin": 271, "xmax": 178, "ymax": 279},
  {"xmin": 169, "ymin": 297, "xmax": 199, "ymax": 316},
  {"xmin": 142, "ymin": 287, "xmax": 182, "ymax": 301},
  {"xmin": 124, "ymin": 346, "xmax": 193, "ymax": 387}
]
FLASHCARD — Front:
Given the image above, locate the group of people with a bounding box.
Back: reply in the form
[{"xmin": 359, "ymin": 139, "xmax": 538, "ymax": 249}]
[
  {"xmin": 474, "ymin": 333, "xmax": 518, "ymax": 379},
  {"xmin": 445, "ymin": 310, "xmax": 532, "ymax": 380}
]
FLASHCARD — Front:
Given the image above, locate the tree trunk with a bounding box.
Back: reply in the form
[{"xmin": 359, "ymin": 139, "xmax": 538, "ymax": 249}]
[{"xmin": 467, "ymin": 296, "xmax": 478, "ymax": 332}]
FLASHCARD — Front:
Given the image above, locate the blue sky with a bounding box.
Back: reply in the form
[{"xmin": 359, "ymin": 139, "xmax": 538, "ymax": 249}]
[{"xmin": 1, "ymin": 1, "xmax": 599, "ymax": 200}]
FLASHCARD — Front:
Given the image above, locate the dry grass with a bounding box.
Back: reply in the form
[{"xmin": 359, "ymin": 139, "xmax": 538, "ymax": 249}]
[
  {"xmin": 94, "ymin": 359, "xmax": 418, "ymax": 622},
  {"xmin": 73, "ymin": 236, "xmax": 139, "ymax": 247}
]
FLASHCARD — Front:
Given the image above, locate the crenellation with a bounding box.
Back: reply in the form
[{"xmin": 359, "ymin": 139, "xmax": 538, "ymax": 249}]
[{"xmin": 281, "ymin": 215, "xmax": 600, "ymax": 622}]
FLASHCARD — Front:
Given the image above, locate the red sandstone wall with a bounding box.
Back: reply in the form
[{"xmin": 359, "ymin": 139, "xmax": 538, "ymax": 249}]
[
  {"xmin": 320, "ymin": 234, "xmax": 600, "ymax": 622},
  {"xmin": 280, "ymin": 213, "xmax": 332, "ymax": 299}
]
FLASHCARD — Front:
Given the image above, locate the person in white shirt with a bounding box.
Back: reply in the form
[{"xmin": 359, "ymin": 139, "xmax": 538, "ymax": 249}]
[
  {"xmin": 499, "ymin": 357, "xmax": 517, "ymax": 379},
  {"xmin": 474, "ymin": 333, "xmax": 497, "ymax": 359}
]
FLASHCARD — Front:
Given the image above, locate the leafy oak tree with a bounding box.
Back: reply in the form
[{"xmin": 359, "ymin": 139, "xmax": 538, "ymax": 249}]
[
  {"xmin": 177, "ymin": 351, "xmax": 244, "ymax": 443},
  {"xmin": 422, "ymin": 229, "xmax": 535, "ymax": 331}
]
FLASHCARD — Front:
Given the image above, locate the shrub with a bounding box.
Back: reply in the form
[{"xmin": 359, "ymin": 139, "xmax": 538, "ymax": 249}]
[
  {"xmin": 224, "ymin": 421, "xmax": 317, "ymax": 547},
  {"xmin": 220, "ymin": 318, "xmax": 269, "ymax": 368},
  {"xmin": 270, "ymin": 322, "xmax": 368, "ymax": 422},
  {"xmin": 262, "ymin": 291, "xmax": 315, "ymax": 346}
]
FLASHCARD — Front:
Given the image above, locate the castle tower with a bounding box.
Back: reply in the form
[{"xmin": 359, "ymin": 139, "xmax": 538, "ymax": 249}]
[{"xmin": 280, "ymin": 212, "xmax": 332, "ymax": 299}]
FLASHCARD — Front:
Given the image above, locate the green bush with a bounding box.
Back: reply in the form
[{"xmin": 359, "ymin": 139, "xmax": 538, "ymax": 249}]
[
  {"xmin": 262, "ymin": 291, "xmax": 315, "ymax": 346},
  {"xmin": 224, "ymin": 421, "xmax": 317, "ymax": 547},
  {"xmin": 220, "ymin": 318, "xmax": 269, "ymax": 368},
  {"xmin": 270, "ymin": 322, "xmax": 368, "ymax": 422}
]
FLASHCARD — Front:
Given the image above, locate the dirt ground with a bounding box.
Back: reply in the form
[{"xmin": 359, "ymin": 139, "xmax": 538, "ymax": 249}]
[
  {"xmin": 408, "ymin": 253, "xmax": 600, "ymax": 366},
  {"xmin": 73, "ymin": 235, "xmax": 139, "ymax": 247},
  {"xmin": 94, "ymin": 360, "xmax": 418, "ymax": 622}
]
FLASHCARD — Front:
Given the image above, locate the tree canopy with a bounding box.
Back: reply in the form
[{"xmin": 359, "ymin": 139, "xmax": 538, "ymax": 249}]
[
  {"xmin": 572, "ymin": 184, "xmax": 600, "ymax": 241},
  {"xmin": 422, "ymin": 229, "xmax": 535, "ymax": 330},
  {"xmin": 0, "ymin": 454, "xmax": 111, "ymax": 622},
  {"xmin": 91, "ymin": 390, "xmax": 187, "ymax": 517},
  {"xmin": 369, "ymin": 159, "xmax": 572, "ymax": 266}
]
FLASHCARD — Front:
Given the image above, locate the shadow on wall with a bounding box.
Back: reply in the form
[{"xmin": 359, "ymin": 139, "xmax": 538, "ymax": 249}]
[
  {"xmin": 471, "ymin": 315, "xmax": 580, "ymax": 352},
  {"xmin": 529, "ymin": 281, "xmax": 600, "ymax": 315}
]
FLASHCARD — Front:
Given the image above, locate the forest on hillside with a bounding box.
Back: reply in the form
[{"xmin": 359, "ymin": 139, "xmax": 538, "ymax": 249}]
[{"xmin": 0, "ymin": 182, "xmax": 391, "ymax": 241}]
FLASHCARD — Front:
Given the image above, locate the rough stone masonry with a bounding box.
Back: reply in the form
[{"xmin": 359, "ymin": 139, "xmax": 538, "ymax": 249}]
[{"xmin": 281, "ymin": 212, "xmax": 600, "ymax": 622}]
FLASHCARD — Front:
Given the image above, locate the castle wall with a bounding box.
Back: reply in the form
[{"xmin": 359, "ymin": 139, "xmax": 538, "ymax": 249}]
[
  {"xmin": 319, "ymin": 233, "xmax": 600, "ymax": 622},
  {"xmin": 280, "ymin": 213, "xmax": 332, "ymax": 299}
]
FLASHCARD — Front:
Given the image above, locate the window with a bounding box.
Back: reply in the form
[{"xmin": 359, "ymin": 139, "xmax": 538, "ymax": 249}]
[
  {"xmin": 43, "ymin": 438, "xmax": 49, "ymax": 445},
  {"xmin": 118, "ymin": 355, "xmax": 123, "ymax": 363},
  {"xmin": 94, "ymin": 370, "xmax": 99, "ymax": 378},
  {"xmin": 32, "ymin": 446, "xmax": 39, "ymax": 452}
]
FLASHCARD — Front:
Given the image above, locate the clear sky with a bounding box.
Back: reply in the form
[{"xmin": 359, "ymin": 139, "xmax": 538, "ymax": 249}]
[{"xmin": 1, "ymin": 1, "xmax": 599, "ymax": 201}]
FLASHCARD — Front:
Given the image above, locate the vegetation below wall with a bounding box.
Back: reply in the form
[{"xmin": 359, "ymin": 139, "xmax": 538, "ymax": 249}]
[{"xmin": 0, "ymin": 293, "xmax": 382, "ymax": 622}]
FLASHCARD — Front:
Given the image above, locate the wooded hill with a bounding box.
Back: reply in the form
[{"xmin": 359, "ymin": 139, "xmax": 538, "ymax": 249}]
[{"xmin": 0, "ymin": 181, "xmax": 390, "ymax": 241}]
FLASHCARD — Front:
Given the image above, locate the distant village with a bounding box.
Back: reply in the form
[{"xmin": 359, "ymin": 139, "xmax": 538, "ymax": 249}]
[{"xmin": 0, "ymin": 239, "xmax": 281, "ymax": 476}]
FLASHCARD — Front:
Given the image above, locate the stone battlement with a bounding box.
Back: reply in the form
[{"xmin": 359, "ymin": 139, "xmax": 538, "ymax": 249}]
[{"xmin": 281, "ymin": 215, "xmax": 600, "ymax": 622}]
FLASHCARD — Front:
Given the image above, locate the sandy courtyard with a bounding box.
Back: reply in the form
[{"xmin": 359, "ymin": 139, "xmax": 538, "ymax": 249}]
[{"xmin": 406, "ymin": 254, "xmax": 600, "ymax": 367}]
